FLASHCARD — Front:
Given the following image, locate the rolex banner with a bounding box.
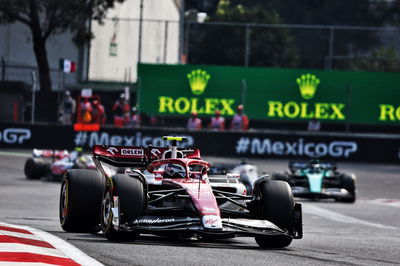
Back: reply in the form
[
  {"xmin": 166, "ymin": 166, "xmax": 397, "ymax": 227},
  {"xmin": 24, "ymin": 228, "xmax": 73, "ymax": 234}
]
[{"xmin": 138, "ymin": 63, "xmax": 400, "ymax": 125}]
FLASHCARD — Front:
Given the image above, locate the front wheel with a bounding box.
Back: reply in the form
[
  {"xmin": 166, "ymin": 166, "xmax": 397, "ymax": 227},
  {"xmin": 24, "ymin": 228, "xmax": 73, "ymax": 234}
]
[
  {"xmin": 101, "ymin": 174, "xmax": 145, "ymax": 241},
  {"xmin": 338, "ymin": 173, "xmax": 356, "ymax": 203},
  {"xmin": 254, "ymin": 180, "xmax": 294, "ymax": 248},
  {"xmin": 271, "ymin": 172, "xmax": 290, "ymax": 182}
]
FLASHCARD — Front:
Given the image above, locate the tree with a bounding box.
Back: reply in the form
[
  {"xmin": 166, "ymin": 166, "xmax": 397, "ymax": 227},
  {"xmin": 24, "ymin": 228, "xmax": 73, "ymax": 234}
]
[
  {"xmin": 350, "ymin": 46, "xmax": 400, "ymax": 72},
  {"xmin": 189, "ymin": 0, "xmax": 298, "ymax": 68},
  {"xmin": 0, "ymin": 0, "xmax": 124, "ymax": 92},
  {"xmin": 230, "ymin": 0, "xmax": 399, "ymax": 69}
]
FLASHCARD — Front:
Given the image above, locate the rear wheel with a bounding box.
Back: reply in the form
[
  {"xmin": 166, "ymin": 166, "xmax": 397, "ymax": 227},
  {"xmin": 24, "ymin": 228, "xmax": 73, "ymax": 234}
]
[
  {"xmin": 59, "ymin": 169, "xmax": 104, "ymax": 232},
  {"xmin": 24, "ymin": 158, "xmax": 50, "ymax": 179},
  {"xmin": 339, "ymin": 174, "xmax": 356, "ymax": 203},
  {"xmin": 101, "ymin": 174, "xmax": 145, "ymax": 241},
  {"xmin": 255, "ymin": 180, "xmax": 294, "ymax": 248}
]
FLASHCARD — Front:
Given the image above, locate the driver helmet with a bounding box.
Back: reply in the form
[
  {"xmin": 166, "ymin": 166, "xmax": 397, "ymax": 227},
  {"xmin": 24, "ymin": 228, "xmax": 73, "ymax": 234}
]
[{"xmin": 164, "ymin": 164, "xmax": 186, "ymax": 178}]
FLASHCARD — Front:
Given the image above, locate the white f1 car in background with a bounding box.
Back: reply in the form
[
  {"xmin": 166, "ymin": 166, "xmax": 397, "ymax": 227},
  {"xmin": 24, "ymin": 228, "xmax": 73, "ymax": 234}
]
[{"xmin": 208, "ymin": 162, "xmax": 259, "ymax": 195}]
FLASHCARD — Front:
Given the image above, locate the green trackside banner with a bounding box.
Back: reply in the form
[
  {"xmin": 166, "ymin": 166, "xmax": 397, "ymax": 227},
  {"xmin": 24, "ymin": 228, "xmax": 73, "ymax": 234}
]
[{"xmin": 138, "ymin": 63, "xmax": 400, "ymax": 125}]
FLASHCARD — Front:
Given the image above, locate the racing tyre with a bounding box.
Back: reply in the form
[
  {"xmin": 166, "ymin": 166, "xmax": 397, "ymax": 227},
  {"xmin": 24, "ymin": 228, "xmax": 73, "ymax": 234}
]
[
  {"xmin": 339, "ymin": 174, "xmax": 356, "ymax": 203},
  {"xmin": 271, "ymin": 172, "xmax": 290, "ymax": 183},
  {"xmin": 101, "ymin": 174, "xmax": 145, "ymax": 241},
  {"xmin": 24, "ymin": 158, "xmax": 50, "ymax": 179},
  {"xmin": 59, "ymin": 169, "xmax": 104, "ymax": 232},
  {"xmin": 255, "ymin": 180, "xmax": 294, "ymax": 248}
]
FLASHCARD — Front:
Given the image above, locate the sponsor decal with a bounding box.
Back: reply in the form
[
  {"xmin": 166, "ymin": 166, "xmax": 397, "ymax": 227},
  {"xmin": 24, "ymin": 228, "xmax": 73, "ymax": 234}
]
[
  {"xmin": 296, "ymin": 73, "xmax": 320, "ymax": 100},
  {"xmin": 236, "ymin": 137, "xmax": 357, "ymax": 158},
  {"xmin": 203, "ymin": 207, "xmax": 216, "ymax": 212},
  {"xmin": 187, "ymin": 69, "xmax": 210, "ymax": 96},
  {"xmin": 266, "ymin": 73, "xmax": 346, "ymax": 121},
  {"xmin": 158, "ymin": 96, "xmax": 235, "ymax": 116},
  {"xmin": 0, "ymin": 128, "xmax": 31, "ymax": 144},
  {"xmin": 202, "ymin": 215, "xmax": 222, "ymax": 229},
  {"xmin": 378, "ymin": 104, "xmax": 400, "ymax": 121},
  {"xmin": 106, "ymin": 147, "xmax": 118, "ymax": 155},
  {"xmin": 133, "ymin": 217, "xmax": 175, "ymax": 224},
  {"xmin": 157, "ymin": 69, "xmax": 235, "ymax": 116},
  {"xmin": 151, "ymin": 148, "xmax": 162, "ymax": 158},
  {"xmin": 121, "ymin": 148, "xmax": 144, "ymax": 156},
  {"xmin": 74, "ymin": 131, "xmax": 194, "ymax": 148},
  {"xmin": 205, "ymin": 218, "xmax": 219, "ymax": 225}
]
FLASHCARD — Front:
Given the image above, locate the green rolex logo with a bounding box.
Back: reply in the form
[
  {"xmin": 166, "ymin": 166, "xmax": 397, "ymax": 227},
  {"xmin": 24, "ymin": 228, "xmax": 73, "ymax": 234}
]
[
  {"xmin": 296, "ymin": 73, "xmax": 320, "ymax": 100},
  {"xmin": 187, "ymin": 69, "xmax": 211, "ymax": 95}
]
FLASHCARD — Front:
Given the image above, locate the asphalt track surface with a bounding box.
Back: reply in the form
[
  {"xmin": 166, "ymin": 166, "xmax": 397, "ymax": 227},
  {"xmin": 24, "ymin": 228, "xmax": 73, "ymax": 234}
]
[{"xmin": 0, "ymin": 150, "xmax": 399, "ymax": 266}]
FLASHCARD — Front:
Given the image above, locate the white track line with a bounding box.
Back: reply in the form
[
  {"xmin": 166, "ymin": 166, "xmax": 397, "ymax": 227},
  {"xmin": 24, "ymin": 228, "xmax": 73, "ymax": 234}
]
[
  {"xmin": 0, "ymin": 230, "xmax": 43, "ymax": 241},
  {"xmin": 0, "ymin": 243, "xmax": 67, "ymax": 258},
  {"xmin": 303, "ymin": 204, "xmax": 398, "ymax": 230},
  {"xmin": 0, "ymin": 222, "xmax": 103, "ymax": 266}
]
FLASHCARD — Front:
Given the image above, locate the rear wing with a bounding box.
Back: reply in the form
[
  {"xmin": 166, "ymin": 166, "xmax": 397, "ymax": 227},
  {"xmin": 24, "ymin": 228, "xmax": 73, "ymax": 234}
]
[
  {"xmin": 289, "ymin": 160, "xmax": 337, "ymax": 170},
  {"xmin": 32, "ymin": 149, "xmax": 69, "ymax": 159},
  {"xmin": 93, "ymin": 145, "xmax": 201, "ymax": 167}
]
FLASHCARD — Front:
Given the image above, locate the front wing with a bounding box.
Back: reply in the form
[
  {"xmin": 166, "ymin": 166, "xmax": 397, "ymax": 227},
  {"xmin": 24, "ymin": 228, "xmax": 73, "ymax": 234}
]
[
  {"xmin": 117, "ymin": 203, "xmax": 302, "ymax": 239},
  {"xmin": 292, "ymin": 186, "xmax": 353, "ymax": 200}
]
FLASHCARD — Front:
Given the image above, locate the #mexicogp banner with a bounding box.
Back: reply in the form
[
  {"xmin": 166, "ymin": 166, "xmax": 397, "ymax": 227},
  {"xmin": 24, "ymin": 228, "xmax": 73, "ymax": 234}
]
[{"xmin": 138, "ymin": 63, "xmax": 400, "ymax": 125}]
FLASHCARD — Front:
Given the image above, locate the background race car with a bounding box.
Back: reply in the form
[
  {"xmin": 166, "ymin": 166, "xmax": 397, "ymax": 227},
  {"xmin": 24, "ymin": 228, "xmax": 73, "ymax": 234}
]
[
  {"xmin": 208, "ymin": 162, "xmax": 259, "ymax": 195},
  {"xmin": 271, "ymin": 160, "xmax": 356, "ymax": 203},
  {"xmin": 60, "ymin": 136, "xmax": 302, "ymax": 248},
  {"xmin": 24, "ymin": 148, "xmax": 95, "ymax": 180}
]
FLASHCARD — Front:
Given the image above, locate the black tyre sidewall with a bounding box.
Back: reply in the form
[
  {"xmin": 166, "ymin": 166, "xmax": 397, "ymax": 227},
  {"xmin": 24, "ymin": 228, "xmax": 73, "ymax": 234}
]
[
  {"xmin": 59, "ymin": 169, "xmax": 104, "ymax": 232},
  {"xmin": 102, "ymin": 174, "xmax": 145, "ymax": 240},
  {"xmin": 24, "ymin": 158, "xmax": 49, "ymax": 179},
  {"xmin": 271, "ymin": 172, "xmax": 290, "ymax": 182},
  {"xmin": 255, "ymin": 180, "xmax": 294, "ymax": 248},
  {"xmin": 340, "ymin": 174, "xmax": 356, "ymax": 203}
]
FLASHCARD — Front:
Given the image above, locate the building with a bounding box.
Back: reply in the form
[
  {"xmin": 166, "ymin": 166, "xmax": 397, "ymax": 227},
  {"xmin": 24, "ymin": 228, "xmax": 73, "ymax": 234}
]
[{"xmin": 0, "ymin": 0, "xmax": 181, "ymax": 90}]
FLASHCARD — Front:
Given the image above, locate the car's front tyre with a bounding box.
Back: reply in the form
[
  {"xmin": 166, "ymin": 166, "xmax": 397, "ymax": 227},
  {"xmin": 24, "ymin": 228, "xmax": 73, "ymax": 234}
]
[
  {"xmin": 254, "ymin": 180, "xmax": 294, "ymax": 248},
  {"xmin": 101, "ymin": 174, "xmax": 145, "ymax": 241}
]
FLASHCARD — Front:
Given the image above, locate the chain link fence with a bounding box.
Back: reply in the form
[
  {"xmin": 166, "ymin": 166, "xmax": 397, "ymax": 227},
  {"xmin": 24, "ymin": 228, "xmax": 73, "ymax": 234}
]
[
  {"xmin": 184, "ymin": 21, "xmax": 400, "ymax": 71},
  {"xmin": 2, "ymin": 19, "xmax": 399, "ymax": 89},
  {"xmin": 118, "ymin": 18, "xmax": 400, "ymax": 71}
]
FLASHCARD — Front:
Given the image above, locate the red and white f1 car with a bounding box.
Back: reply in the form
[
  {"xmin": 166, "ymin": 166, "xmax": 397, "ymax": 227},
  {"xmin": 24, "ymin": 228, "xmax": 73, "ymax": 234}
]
[
  {"xmin": 24, "ymin": 148, "xmax": 95, "ymax": 180},
  {"xmin": 59, "ymin": 137, "xmax": 302, "ymax": 248}
]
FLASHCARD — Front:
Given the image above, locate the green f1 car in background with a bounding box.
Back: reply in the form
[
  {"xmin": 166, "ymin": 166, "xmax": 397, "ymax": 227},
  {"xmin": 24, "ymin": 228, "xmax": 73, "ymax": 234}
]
[{"xmin": 271, "ymin": 160, "xmax": 356, "ymax": 203}]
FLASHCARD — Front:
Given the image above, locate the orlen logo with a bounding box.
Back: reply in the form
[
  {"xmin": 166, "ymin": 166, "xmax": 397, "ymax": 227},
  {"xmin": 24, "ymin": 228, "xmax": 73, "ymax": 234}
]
[
  {"xmin": 121, "ymin": 148, "xmax": 143, "ymax": 156},
  {"xmin": 0, "ymin": 128, "xmax": 31, "ymax": 144}
]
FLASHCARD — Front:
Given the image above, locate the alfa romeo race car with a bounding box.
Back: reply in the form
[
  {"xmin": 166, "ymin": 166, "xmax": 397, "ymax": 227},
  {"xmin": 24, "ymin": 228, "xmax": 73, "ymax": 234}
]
[
  {"xmin": 59, "ymin": 136, "xmax": 302, "ymax": 248},
  {"xmin": 24, "ymin": 148, "xmax": 95, "ymax": 180},
  {"xmin": 271, "ymin": 160, "xmax": 356, "ymax": 203}
]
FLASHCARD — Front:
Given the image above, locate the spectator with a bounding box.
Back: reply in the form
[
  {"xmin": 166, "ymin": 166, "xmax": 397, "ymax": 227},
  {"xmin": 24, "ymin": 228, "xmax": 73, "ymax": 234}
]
[
  {"xmin": 79, "ymin": 97, "xmax": 92, "ymax": 123},
  {"xmin": 112, "ymin": 93, "xmax": 130, "ymax": 127},
  {"xmin": 128, "ymin": 107, "xmax": 141, "ymax": 128},
  {"xmin": 230, "ymin": 104, "xmax": 249, "ymax": 131},
  {"xmin": 308, "ymin": 118, "xmax": 321, "ymax": 131},
  {"xmin": 150, "ymin": 115, "xmax": 158, "ymax": 126},
  {"xmin": 59, "ymin": 90, "xmax": 75, "ymax": 124},
  {"xmin": 187, "ymin": 111, "xmax": 202, "ymax": 130},
  {"xmin": 92, "ymin": 99, "xmax": 106, "ymax": 125},
  {"xmin": 209, "ymin": 110, "xmax": 225, "ymax": 131}
]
